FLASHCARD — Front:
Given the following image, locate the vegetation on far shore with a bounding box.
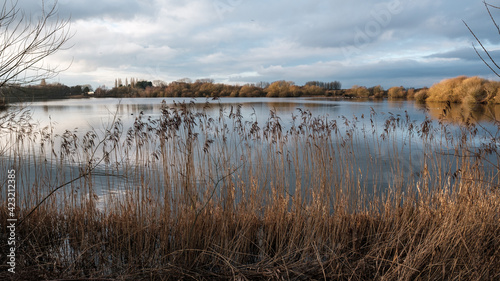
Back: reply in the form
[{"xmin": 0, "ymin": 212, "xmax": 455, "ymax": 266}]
[
  {"xmin": 3, "ymin": 76, "xmax": 500, "ymax": 105},
  {"xmin": 347, "ymin": 76, "xmax": 500, "ymax": 104}
]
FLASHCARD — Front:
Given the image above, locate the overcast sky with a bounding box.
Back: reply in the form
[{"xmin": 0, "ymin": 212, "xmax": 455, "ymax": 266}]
[{"xmin": 21, "ymin": 0, "xmax": 500, "ymax": 89}]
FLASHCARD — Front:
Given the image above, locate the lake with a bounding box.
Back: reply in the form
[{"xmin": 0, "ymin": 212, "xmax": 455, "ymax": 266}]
[
  {"xmin": 10, "ymin": 97, "xmax": 500, "ymax": 133},
  {"xmin": 2, "ymin": 97, "xmax": 499, "ymax": 210}
]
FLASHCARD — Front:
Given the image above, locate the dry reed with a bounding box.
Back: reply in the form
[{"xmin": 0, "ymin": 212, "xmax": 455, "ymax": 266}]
[{"xmin": 0, "ymin": 100, "xmax": 499, "ymax": 280}]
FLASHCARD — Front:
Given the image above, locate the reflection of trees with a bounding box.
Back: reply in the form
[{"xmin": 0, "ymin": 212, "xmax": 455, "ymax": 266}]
[
  {"xmin": 386, "ymin": 100, "xmax": 406, "ymax": 110},
  {"xmin": 266, "ymin": 101, "xmax": 299, "ymax": 111},
  {"xmin": 418, "ymin": 102, "xmax": 500, "ymax": 123},
  {"xmin": 123, "ymin": 103, "xmax": 157, "ymax": 115}
]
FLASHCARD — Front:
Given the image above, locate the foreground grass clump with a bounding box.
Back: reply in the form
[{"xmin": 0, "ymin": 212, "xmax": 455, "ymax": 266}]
[{"xmin": 0, "ymin": 101, "xmax": 499, "ymax": 280}]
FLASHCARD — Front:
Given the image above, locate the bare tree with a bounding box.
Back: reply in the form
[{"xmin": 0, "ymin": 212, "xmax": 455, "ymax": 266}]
[
  {"xmin": 0, "ymin": 0, "xmax": 72, "ymax": 91},
  {"xmin": 464, "ymin": 1, "xmax": 500, "ymax": 77}
]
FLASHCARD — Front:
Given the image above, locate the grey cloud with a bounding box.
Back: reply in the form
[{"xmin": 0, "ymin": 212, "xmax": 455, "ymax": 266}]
[
  {"xmin": 16, "ymin": 0, "xmax": 156, "ymax": 21},
  {"xmin": 250, "ymin": 57, "xmax": 495, "ymax": 89},
  {"xmin": 425, "ymin": 47, "xmax": 500, "ymax": 61}
]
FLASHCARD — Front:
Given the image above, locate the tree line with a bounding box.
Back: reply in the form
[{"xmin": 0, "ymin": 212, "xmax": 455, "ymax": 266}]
[
  {"xmin": 343, "ymin": 76, "xmax": 500, "ymax": 104},
  {"xmin": 96, "ymin": 79, "xmax": 344, "ymax": 98},
  {"xmin": 1, "ymin": 79, "xmax": 93, "ymax": 102},
  {"xmin": 4, "ymin": 76, "xmax": 500, "ymax": 105}
]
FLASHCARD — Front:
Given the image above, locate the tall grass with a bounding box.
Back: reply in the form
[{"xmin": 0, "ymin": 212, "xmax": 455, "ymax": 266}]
[{"xmin": 0, "ymin": 100, "xmax": 499, "ymax": 280}]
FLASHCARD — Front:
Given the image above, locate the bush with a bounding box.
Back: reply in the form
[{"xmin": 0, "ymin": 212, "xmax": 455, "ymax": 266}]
[
  {"xmin": 424, "ymin": 76, "xmax": 499, "ymax": 104},
  {"xmin": 406, "ymin": 88, "xmax": 416, "ymax": 99},
  {"xmin": 414, "ymin": 88, "xmax": 429, "ymax": 102},
  {"xmin": 370, "ymin": 85, "xmax": 385, "ymax": 98},
  {"xmin": 303, "ymin": 85, "xmax": 326, "ymax": 96},
  {"xmin": 387, "ymin": 86, "xmax": 406, "ymax": 99},
  {"xmin": 266, "ymin": 81, "xmax": 295, "ymax": 97},
  {"xmin": 349, "ymin": 85, "xmax": 370, "ymax": 98},
  {"xmin": 427, "ymin": 76, "xmax": 467, "ymax": 103}
]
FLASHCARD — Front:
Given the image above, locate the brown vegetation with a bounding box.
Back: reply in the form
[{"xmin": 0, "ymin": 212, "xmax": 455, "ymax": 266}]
[
  {"xmin": 387, "ymin": 86, "xmax": 407, "ymax": 99},
  {"xmin": 341, "ymin": 85, "xmax": 415, "ymax": 99},
  {"xmin": 425, "ymin": 76, "xmax": 500, "ymax": 104},
  {"xmin": 0, "ymin": 102, "xmax": 499, "ymax": 280},
  {"xmin": 348, "ymin": 85, "xmax": 370, "ymax": 98},
  {"xmin": 414, "ymin": 88, "xmax": 429, "ymax": 102},
  {"xmin": 101, "ymin": 79, "xmax": 340, "ymax": 99}
]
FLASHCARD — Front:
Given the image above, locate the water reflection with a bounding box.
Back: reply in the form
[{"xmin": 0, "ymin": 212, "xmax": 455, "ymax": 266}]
[
  {"xmin": 416, "ymin": 102, "xmax": 500, "ymax": 124},
  {"xmin": 11, "ymin": 98, "xmax": 500, "ymax": 134}
]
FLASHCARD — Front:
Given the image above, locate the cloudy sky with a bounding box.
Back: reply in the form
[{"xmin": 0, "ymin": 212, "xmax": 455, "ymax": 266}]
[{"xmin": 20, "ymin": 0, "xmax": 500, "ymax": 89}]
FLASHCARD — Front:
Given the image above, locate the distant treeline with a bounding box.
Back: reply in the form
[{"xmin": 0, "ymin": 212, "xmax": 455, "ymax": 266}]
[
  {"xmin": 102, "ymin": 78, "xmax": 430, "ymax": 100},
  {"xmin": 341, "ymin": 76, "xmax": 500, "ymax": 104},
  {"xmin": 1, "ymin": 80, "xmax": 92, "ymax": 102},
  {"xmin": 3, "ymin": 76, "xmax": 500, "ymax": 104},
  {"xmin": 99, "ymin": 79, "xmax": 344, "ymax": 98}
]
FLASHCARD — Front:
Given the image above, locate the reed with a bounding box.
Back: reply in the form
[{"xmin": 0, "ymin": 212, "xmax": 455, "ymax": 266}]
[{"xmin": 0, "ymin": 100, "xmax": 499, "ymax": 280}]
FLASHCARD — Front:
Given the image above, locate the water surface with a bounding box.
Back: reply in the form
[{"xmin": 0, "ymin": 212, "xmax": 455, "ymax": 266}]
[{"xmin": 3, "ymin": 97, "xmax": 499, "ymax": 210}]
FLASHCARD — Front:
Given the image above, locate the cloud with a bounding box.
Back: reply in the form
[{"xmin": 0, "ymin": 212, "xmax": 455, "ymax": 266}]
[
  {"xmin": 20, "ymin": 0, "xmax": 157, "ymax": 21},
  {"xmin": 12, "ymin": 0, "xmax": 500, "ymax": 89},
  {"xmin": 425, "ymin": 47, "xmax": 500, "ymax": 61}
]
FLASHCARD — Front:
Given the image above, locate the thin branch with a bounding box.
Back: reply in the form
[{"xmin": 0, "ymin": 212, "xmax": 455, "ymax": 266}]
[
  {"xmin": 0, "ymin": 0, "xmax": 72, "ymax": 92},
  {"xmin": 18, "ymin": 170, "xmax": 92, "ymax": 226},
  {"xmin": 464, "ymin": 20, "xmax": 500, "ymax": 77},
  {"xmin": 484, "ymin": 1, "xmax": 500, "ymax": 35},
  {"xmin": 484, "ymin": 2, "xmax": 500, "ymax": 10},
  {"xmin": 19, "ymin": 108, "xmax": 122, "ymax": 226},
  {"xmin": 472, "ymin": 42, "xmax": 500, "ymax": 77}
]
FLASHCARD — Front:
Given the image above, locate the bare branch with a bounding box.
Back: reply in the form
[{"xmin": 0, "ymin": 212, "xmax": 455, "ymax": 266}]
[
  {"xmin": 484, "ymin": 1, "xmax": 500, "ymax": 35},
  {"xmin": 484, "ymin": 2, "xmax": 500, "ymax": 10},
  {"xmin": 0, "ymin": 0, "xmax": 72, "ymax": 92},
  {"xmin": 463, "ymin": 19, "xmax": 500, "ymax": 77},
  {"xmin": 471, "ymin": 42, "xmax": 500, "ymax": 77}
]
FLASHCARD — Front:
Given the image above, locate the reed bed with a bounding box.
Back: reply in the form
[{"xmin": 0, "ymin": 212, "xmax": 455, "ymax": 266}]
[{"xmin": 0, "ymin": 100, "xmax": 499, "ymax": 280}]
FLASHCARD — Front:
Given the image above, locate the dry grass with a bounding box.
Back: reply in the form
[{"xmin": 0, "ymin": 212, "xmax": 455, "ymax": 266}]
[{"xmin": 0, "ymin": 100, "xmax": 499, "ymax": 280}]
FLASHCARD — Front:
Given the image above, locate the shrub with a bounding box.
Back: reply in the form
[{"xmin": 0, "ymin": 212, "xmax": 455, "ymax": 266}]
[
  {"xmin": 370, "ymin": 85, "xmax": 385, "ymax": 98},
  {"xmin": 387, "ymin": 86, "xmax": 406, "ymax": 99},
  {"xmin": 349, "ymin": 85, "xmax": 370, "ymax": 98},
  {"xmin": 303, "ymin": 85, "xmax": 326, "ymax": 96},
  {"xmin": 406, "ymin": 88, "xmax": 416, "ymax": 99},
  {"xmin": 414, "ymin": 88, "xmax": 429, "ymax": 102},
  {"xmin": 425, "ymin": 76, "xmax": 498, "ymax": 104},
  {"xmin": 427, "ymin": 76, "xmax": 467, "ymax": 102}
]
